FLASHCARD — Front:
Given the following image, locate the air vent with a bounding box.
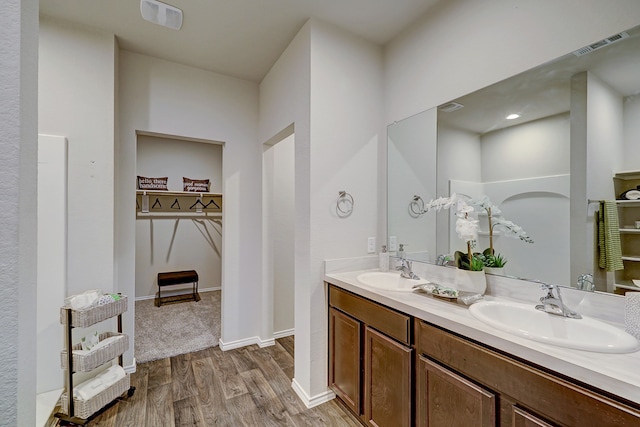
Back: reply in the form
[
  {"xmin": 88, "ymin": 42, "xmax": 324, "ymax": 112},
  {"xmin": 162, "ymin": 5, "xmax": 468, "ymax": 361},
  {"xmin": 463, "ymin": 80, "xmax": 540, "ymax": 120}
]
[
  {"xmin": 438, "ymin": 102, "xmax": 464, "ymax": 113},
  {"xmin": 572, "ymin": 32, "xmax": 629, "ymax": 56},
  {"xmin": 140, "ymin": 0, "xmax": 183, "ymax": 30}
]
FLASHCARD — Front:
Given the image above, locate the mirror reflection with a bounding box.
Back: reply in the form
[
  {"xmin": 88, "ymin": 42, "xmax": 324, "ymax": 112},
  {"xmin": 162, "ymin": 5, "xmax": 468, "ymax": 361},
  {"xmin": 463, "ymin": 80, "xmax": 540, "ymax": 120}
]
[{"xmin": 388, "ymin": 24, "xmax": 640, "ymax": 294}]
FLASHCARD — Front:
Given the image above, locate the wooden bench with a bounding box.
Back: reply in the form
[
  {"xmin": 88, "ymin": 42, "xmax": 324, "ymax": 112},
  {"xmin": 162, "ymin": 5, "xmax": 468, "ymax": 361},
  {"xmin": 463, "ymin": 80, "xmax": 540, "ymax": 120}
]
[{"xmin": 157, "ymin": 270, "xmax": 199, "ymax": 306}]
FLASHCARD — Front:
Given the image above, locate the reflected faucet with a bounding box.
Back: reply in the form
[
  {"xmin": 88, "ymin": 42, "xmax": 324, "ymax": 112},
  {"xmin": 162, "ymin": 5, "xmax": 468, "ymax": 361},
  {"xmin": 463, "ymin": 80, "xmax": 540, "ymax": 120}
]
[
  {"xmin": 535, "ymin": 284, "xmax": 581, "ymax": 319},
  {"xmin": 576, "ymin": 273, "xmax": 595, "ymax": 292},
  {"xmin": 396, "ymin": 257, "xmax": 420, "ymax": 280}
]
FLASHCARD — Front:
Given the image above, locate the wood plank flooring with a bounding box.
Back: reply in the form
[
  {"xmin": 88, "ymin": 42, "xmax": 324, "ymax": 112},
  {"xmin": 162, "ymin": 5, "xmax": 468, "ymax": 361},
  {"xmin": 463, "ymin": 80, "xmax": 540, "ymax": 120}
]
[{"xmin": 48, "ymin": 336, "xmax": 362, "ymax": 426}]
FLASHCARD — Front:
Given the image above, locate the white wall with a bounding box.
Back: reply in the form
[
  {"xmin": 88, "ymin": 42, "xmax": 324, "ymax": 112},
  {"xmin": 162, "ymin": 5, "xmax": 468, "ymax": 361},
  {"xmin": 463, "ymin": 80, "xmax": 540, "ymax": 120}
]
[
  {"xmin": 585, "ymin": 73, "xmax": 624, "ymax": 288},
  {"xmin": 481, "ymin": 113, "xmax": 570, "ymax": 182},
  {"xmin": 259, "ymin": 20, "xmax": 313, "ymax": 400},
  {"xmin": 39, "ymin": 17, "xmax": 117, "ymax": 297},
  {"xmin": 37, "ymin": 135, "xmax": 68, "ymax": 394},
  {"xmin": 623, "ymin": 93, "xmax": 640, "ymax": 169},
  {"xmin": 260, "ymin": 19, "xmax": 383, "ymax": 405},
  {"xmin": 384, "ymin": 0, "xmax": 640, "ymax": 124},
  {"xmin": 436, "ymin": 125, "xmax": 481, "ymax": 252},
  {"xmin": 587, "ymin": 74, "xmax": 624, "ymax": 201},
  {"xmin": 437, "ymin": 125, "xmax": 482, "ymax": 188},
  {"xmin": 1, "ymin": 0, "xmax": 38, "ymax": 424},
  {"xmin": 135, "ymin": 135, "xmax": 223, "ymax": 298},
  {"xmin": 308, "ymin": 20, "xmax": 383, "ymax": 400},
  {"xmin": 388, "ymin": 109, "xmax": 437, "ymax": 261},
  {"xmin": 117, "ymin": 51, "xmax": 261, "ymax": 360}
]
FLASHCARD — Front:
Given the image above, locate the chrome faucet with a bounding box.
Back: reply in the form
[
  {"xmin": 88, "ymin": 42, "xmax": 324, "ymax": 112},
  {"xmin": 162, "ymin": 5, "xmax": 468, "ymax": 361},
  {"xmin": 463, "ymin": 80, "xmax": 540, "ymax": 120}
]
[
  {"xmin": 576, "ymin": 273, "xmax": 595, "ymax": 292},
  {"xmin": 396, "ymin": 257, "xmax": 420, "ymax": 280},
  {"xmin": 535, "ymin": 284, "xmax": 581, "ymax": 319}
]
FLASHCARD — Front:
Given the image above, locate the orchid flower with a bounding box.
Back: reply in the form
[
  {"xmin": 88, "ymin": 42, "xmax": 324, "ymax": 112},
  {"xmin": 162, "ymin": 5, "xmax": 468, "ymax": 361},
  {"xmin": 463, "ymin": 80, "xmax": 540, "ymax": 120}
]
[
  {"xmin": 492, "ymin": 217, "xmax": 534, "ymax": 243},
  {"xmin": 422, "ymin": 193, "xmax": 458, "ymax": 213},
  {"xmin": 472, "ymin": 195, "xmax": 501, "ymax": 216}
]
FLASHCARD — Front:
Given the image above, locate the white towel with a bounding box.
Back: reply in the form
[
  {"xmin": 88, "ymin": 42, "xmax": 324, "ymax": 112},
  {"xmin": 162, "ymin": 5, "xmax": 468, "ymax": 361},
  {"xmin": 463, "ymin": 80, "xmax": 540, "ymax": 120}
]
[
  {"xmin": 74, "ymin": 335, "xmax": 119, "ymax": 355},
  {"xmin": 65, "ymin": 290, "xmax": 102, "ymax": 310},
  {"xmin": 73, "ymin": 365, "xmax": 126, "ymax": 401}
]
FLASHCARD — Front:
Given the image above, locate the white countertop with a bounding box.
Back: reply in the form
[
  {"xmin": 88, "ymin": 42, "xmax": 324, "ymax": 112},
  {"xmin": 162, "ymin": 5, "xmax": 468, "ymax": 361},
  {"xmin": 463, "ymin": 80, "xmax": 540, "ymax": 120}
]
[{"xmin": 325, "ymin": 268, "xmax": 640, "ymax": 406}]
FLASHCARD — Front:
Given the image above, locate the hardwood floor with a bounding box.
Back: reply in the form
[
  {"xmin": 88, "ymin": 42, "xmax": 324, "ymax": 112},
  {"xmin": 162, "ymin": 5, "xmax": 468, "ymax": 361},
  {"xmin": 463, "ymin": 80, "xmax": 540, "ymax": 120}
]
[{"xmin": 49, "ymin": 336, "xmax": 362, "ymax": 426}]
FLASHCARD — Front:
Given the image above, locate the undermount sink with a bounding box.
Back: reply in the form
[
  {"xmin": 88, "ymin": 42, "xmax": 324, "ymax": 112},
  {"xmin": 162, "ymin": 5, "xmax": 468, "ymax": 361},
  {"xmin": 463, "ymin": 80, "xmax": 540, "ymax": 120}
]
[
  {"xmin": 469, "ymin": 300, "xmax": 640, "ymax": 354},
  {"xmin": 357, "ymin": 271, "xmax": 429, "ymax": 292}
]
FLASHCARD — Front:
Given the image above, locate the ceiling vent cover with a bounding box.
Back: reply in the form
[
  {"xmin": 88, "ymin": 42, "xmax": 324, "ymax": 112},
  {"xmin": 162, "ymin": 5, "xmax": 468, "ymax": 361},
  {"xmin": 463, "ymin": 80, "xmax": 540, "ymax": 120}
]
[
  {"xmin": 572, "ymin": 32, "xmax": 629, "ymax": 57},
  {"xmin": 438, "ymin": 102, "xmax": 464, "ymax": 113},
  {"xmin": 140, "ymin": 0, "xmax": 183, "ymax": 30}
]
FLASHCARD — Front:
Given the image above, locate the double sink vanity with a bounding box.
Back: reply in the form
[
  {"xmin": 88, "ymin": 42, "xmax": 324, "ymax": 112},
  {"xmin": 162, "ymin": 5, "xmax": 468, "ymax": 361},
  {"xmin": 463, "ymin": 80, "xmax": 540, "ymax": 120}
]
[
  {"xmin": 325, "ymin": 259, "xmax": 640, "ymax": 427},
  {"xmin": 334, "ymin": 22, "xmax": 640, "ymax": 426}
]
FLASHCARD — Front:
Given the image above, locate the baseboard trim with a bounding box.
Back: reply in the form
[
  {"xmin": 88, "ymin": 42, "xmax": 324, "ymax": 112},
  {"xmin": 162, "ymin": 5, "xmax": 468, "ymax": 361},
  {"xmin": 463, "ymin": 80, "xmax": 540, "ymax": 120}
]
[
  {"xmin": 124, "ymin": 358, "xmax": 137, "ymax": 374},
  {"xmin": 219, "ymin": 335, "xmax": 276, "ymax": 351},
  {"xmin": 273, "ymin": 328, "xmax": 294, "ymax": 339},
  {"xmin": 134, "ymin": 286, "xmax": 221, "ymax": 301},
  {"xmin": 258, "ymin": 337, "xmax": 276, "ymax": 348},
  {"xmin": 291, "ymin": 378, "xmax": 336, "ymax": 409}
]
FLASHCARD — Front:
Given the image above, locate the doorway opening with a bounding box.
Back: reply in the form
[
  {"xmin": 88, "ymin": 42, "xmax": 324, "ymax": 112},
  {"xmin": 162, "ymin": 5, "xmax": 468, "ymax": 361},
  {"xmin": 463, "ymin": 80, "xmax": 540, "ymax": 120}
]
[
  {"xmin": 263, "ymin": 126, "xmax": 295, "ymax": 343},
  {"xmin": 134, "ymin": 131, "xmax": 223, "ymax": 363}
]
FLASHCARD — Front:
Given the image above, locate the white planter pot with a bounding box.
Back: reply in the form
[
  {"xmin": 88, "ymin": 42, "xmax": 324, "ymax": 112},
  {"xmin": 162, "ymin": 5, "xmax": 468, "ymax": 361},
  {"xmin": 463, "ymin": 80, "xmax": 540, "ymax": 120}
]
[
  {"xmin": 454, "ymin": 269, "xmax": 487, "ymax": 295},
  {"xmin": 484, "ymin": 267, "xmax": 505, "ymax": 276}
]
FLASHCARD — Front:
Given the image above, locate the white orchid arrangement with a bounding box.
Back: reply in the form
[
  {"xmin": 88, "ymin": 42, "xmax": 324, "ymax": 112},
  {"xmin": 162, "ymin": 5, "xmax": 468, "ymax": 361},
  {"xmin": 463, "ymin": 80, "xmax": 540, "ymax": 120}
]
[
  {"xmin": 421, "ymin": 193, "xmax": 483, "ymax": 270},
  {"xmin": 471, "ymin": 196, "xmax": 533, "ymax": 268},
  {"xmin": 420, "ymin": 193, "xmax": 533, "ymax": 270},
  {"xmin": 454, "ymin": 198, "xmax": 484, "ymax": 271}
]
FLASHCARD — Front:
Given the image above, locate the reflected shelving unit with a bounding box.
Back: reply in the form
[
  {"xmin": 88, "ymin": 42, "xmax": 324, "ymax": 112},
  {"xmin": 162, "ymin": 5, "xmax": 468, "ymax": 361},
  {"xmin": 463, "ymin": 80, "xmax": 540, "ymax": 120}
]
[{"xmin": 613, "ymin": 172, "xmax": 640, "ymax": 293}]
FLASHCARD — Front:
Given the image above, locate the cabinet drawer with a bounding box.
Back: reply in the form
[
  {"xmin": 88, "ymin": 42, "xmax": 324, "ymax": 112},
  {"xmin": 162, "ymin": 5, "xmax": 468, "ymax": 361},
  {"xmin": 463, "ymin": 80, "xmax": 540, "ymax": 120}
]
[
  {"xmin": 416, "ymin": 320, "xmax": 640, "ymax": 427},
  {"xmin": 328, "ymin": 284, "xmax": 411, "ymax": 345}
]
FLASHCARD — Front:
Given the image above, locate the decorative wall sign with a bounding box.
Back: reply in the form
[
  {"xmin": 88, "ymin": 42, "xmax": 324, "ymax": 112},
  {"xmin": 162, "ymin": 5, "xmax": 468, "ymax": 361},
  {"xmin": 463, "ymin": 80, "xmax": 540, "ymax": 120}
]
[
  {"xmin": 183, "ymin": 177, "xmax": 210, "ymax": 192},
  {"xmin": 137, "ymin": 176, "xmax": 168, "ymax": 190}
]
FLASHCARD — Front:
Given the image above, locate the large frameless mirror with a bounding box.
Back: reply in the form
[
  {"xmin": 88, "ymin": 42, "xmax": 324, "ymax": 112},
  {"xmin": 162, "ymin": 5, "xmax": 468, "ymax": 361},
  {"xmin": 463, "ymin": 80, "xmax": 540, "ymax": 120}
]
[{"xmin": 388, "ymin": 24, "xmax": 640, "ymax": 294}]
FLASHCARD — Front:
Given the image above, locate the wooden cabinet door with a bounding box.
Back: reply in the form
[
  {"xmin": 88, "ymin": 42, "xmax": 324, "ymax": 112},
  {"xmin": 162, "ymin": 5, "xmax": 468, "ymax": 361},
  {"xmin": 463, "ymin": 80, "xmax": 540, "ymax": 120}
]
[
  {"xmin": 363, "ymin": 326, "xmax": 412, "ymax": 427},
  {"xmin": 417, "ymin": 354, "xmax": 497, "ymax": 427},
  {"xmin": 328, "ymin": 307, "xmax": 362, "ymax": 415},
  {"xmin": 510, "ymin": 406, "xmax": 555, "ymax": 427}
]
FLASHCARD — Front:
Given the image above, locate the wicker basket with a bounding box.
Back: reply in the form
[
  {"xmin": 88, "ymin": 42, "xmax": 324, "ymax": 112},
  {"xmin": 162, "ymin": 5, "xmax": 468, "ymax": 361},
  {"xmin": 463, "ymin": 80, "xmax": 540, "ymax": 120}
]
[
  {"xmin": 60, "ymin": 332, "xmax": 129, "ymax": 372},
  {"xmin": 60, "ymin": 295, "xmax": 128, "ymax": 328},
  {"xmin": 60, "ymin": 374, "xmax": 130, "ymax": 419}
]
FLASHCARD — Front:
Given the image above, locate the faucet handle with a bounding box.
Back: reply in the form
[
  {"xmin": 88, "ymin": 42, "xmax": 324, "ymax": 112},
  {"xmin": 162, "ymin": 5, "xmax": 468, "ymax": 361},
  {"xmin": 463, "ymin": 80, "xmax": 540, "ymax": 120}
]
[{"xmin": 539, "ymin": 283, "xmax": 560, "ymax": 300}]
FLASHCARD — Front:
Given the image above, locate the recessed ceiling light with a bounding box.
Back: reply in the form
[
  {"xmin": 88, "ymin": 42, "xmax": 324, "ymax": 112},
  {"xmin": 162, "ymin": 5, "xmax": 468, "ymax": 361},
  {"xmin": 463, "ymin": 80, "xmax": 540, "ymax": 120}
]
[
  {"xmin": 506, "ymin": 114, "xmax": 520, "ymax": 120},
  {"xmin": 140, "ymin": 0, "xmax": 183, "ymax": 30}
]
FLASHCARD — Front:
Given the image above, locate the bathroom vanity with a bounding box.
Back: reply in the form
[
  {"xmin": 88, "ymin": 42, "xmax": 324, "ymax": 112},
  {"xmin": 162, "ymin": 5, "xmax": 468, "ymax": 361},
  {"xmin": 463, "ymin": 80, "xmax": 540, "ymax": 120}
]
[{"xmin": 326, "ymin": 268, "xmax": 640, "ymax": 427}]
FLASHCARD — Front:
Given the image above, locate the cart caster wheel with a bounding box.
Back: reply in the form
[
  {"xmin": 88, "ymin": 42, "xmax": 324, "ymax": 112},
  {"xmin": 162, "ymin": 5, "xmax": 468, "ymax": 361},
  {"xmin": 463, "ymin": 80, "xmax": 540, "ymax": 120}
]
[{"xmin": 128, "ymin": 386, "xmax": 136, "ymax": 397}]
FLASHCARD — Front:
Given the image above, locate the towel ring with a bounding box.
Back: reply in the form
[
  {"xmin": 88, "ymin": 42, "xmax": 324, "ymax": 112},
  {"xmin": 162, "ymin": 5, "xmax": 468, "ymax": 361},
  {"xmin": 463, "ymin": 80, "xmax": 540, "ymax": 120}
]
[
  {"xmin": 336, "ymin": 191, "xmax": 354, "ymax": 217},
  {"xmin": 409, "ymin": 195, "xmax": 425, "ymax": 217}
]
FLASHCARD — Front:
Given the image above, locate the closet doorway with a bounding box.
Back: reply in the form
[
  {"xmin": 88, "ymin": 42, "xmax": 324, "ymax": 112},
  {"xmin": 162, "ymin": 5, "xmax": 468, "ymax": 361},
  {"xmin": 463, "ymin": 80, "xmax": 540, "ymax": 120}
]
[
  {"xmin": 134, "ymin": 132, "xmax": 223, "ymax": 363},
  {"xmin": 263, "ymin": 130, "xmax": 295, "ymax": 340}
]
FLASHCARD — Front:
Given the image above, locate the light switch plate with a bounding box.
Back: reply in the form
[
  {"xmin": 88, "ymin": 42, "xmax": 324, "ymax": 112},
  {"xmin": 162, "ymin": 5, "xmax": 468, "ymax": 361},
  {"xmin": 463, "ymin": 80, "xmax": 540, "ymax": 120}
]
[
  {"xmin": 389, "ymin": 236, "xmax": 397, "ymax": 252},
  {"xmin": 367, "ymin": 237, "xmax": 376, "ymax": 254}
]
